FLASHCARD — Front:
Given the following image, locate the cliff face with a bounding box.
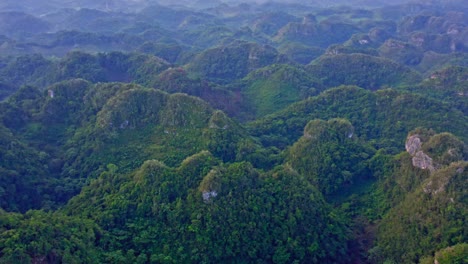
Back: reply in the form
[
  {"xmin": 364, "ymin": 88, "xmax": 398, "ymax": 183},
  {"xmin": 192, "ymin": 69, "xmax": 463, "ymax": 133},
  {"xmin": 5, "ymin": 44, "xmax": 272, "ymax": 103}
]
[
  {"xmin": 374, "ymin": 129, "xmax": 467, "ymax": 263},
  {"xmin": 406, "ymin": 134, "xmax": 435, "ymax": 172},
  {"xmin": 405, "ymin": 131, "xmax": 467, "ymax": 173}
]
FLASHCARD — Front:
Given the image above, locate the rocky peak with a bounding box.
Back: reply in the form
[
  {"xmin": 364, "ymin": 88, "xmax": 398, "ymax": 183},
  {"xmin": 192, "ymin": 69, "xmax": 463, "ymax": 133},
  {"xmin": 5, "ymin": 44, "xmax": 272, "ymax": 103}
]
[
  {"xmin": 413, "ymin": 151, "xmax": 435, "ymax": 172},
  {"xmin": 405, "ymin": 134, "xmax": 422, "ymax": 155},
  {"xmin": 199, "ymin": 168, "xmax": 223, "ymax": 203},
  {"xmin": 406, "ymin": 131, "xmax": 466, "ymax": 173},
  {"xmin": 406, "ymin": 134, "xmax": 434, "ymax": 172}
]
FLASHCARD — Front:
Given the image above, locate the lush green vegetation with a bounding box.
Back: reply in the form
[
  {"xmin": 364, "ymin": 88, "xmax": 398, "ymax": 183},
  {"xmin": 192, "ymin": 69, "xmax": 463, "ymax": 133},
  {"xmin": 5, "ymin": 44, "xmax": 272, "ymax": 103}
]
[
  {"xmin": 306, "ymin": 54, "xmax": 422, "ymax": 89},
  {"xmin": 287, "ymin": 118, "xmax": 375, "ymax": 195},
  {"xmin": 0, "ymin": 0, "xmax": 467, "ymax": 263},
  {"xmin": 240, "ymin": 64, "xmax": 323, "ymax": 118},
  {"xmin": 0, "ymin": 210, "xmax": 100, "ymax": 263},
  {"xmin": 61, "ymin": 156, "xmax": 349, "ymax": 263},
  {"xmin": 248, "ymin": 86, "xmax": 467, "ymax": 151}
]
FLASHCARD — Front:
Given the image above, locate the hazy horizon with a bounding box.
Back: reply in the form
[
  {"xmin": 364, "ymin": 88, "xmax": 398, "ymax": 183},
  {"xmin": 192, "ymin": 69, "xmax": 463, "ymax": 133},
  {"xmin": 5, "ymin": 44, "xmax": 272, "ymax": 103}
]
[{"xmin": 0, "ymin": 0, "xmax": 449, "ymax": 15}]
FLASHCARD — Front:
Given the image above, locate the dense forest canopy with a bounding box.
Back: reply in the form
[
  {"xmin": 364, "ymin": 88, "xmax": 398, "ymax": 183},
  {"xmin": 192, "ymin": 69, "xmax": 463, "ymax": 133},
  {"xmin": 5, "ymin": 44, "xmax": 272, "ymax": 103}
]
[{"xmin": 0, "ymin": 0, "xmax": 467, "ymax": 263}]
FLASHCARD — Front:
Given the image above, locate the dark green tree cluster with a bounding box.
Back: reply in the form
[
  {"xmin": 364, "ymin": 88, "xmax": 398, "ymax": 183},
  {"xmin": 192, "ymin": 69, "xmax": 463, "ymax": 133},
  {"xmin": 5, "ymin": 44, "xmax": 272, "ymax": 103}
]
[
  {"xmin": 287, "ymin": 119, "xmax": 374, "ymax": 195},
  {"xmin": 0, "ymin": 210, "xmax": 100, "ymax": 264},
  {"xmin": 61, "ymin": 152, "xmax": 349, "ymax": 263}
]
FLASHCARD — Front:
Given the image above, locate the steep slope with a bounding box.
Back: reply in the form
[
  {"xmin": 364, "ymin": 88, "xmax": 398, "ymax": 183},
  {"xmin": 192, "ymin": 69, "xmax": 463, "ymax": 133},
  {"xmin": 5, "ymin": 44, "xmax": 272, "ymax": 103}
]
[
  {"xmin": 372, "ymin": 131, "xmax": 467, "ymax": 263},
  {"xmin": 287, "ymin": 118, "xmax": 375, "ymax": 195}
]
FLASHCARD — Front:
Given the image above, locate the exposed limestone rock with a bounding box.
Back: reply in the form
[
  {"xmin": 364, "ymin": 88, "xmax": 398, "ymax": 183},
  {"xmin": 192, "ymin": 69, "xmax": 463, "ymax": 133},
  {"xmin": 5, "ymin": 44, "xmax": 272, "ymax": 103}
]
[
  {"xmin": 199, "ymin": 168, "xmax": 223, "ymax": 203},
  {"xmin": 405, "ymin": 134, "xmax": 422, "ymax": 156},
  {"xmin": 48, "ymin": 89, "xmax": 54, "ymax": 98},
  {"xmin": 423, "ymin": 176, "xmax": 447, "ymax": 195},
  {"xmin": 406, "ymin": 133, "xmax": 438, "ymax": 172},
  {"xmin": 413, "ymin": 151, "xmax": 435, "ymax": 172},
  {"xmin": 359, "ymin": 39, "xmax": 369, "ymax": 45},
  {"xmin": 202, "ymin": 190, "xmax": 218, "ymax": 202}
]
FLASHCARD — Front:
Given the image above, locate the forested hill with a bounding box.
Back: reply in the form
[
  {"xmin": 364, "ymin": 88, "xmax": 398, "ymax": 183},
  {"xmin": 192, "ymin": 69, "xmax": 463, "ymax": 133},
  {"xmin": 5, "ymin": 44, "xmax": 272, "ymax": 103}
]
[{"xmin": 0, "ymin": 1, "xmax": 467, "ymax": 263}]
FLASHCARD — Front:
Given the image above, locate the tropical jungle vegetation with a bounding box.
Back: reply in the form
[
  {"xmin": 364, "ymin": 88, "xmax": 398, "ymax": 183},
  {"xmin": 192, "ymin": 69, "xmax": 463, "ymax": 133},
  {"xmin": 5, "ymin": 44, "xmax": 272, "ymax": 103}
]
[{"xmin": 0, "ymin": 0, "xmax": 467, "ymax": 263}]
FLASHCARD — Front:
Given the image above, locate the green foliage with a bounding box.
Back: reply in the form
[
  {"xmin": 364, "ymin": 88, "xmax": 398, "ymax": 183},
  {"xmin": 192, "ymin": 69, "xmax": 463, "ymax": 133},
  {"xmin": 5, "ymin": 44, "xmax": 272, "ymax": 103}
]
[
  {"xmin": 431, "ymin": 243, "xmax": 468, "ymax": 264},
  {"xmin": 374, "ymin": 162, "xmax": 468, "ymax": 263},
  {"xmin": 137, "ymin": 42, "xmax": 183, "ymax": 63},
  {"xmin": 277, "ymin": 42, "xmax": 324, "ymax": 64},
  {"xmin": 0, "ymin": 54, "xmax": 56, "ymax": 88},
  {"xmin": 203, "ymin": 110, "xmax": 247, "ymax": 162},
  {"xmin": 415, "ymin": 52, "xmax": 468, "ymax": 75},
  {"xmin": 58, "ymin": 51, "xmax": 106, "ymax": 82},
  {"xmin": 0, "ymin": 124, "xmax": 51, "ymax": 212},
  {"xmin": 241, "ymin": 64, "xmax": 323, "ymax": 118},
  {"xmin": 1, "ymin": 85, "xmax": 42, "ymax": 130},
  {"xmin": 180, "ymin": 26, "xmax": 234, "ymax": 49},
  {"xmin": 65, "ymin": 156, "xmax": 349, "ymax": 263},
  {"xmin": 153, "ymin": 68, "xmax": 242, "ymax": 117},
  {"xmin": 249, "ymin": 86, "xmax": 468, "ymax": 151},
  {"xmin": 325, "ymin": 44, "xmax": 379, "ymax": 57},
  {"xmin": 186, "ymin": 41, "xmax": 282, "ymax": 83},
  {"xmin": 0, "ymin": 51, "xmax": 170, "ymax": 89},
  {"xmin": 251, "ymin": 11, "xmax": 299, "ymax": 36},
  {"xmin": 0, "ymin": 78, "xmax": 259, "ymax": 211},
  {"xmin": 422, "ymin": 132, "xmax": 467, "ymax": 166},
  {"xmin": 378, "ymin": 39, "xmax": 424, "ymax": 66},
  {"xmin": 274, "ymin": 18, "xmax": 360, "ymax": 48},
  {"xmin": 0, "ymin": 3, "xmax": 467, "ymax": 263},
  {"xmin": 40, "ymin": 79, "xmax": 92, "ymax": 125},
  {"xmin": 307, "ymin": 54, "xmax": 422, "ymax": 89},
  {"xmin": 287, "ymin": 118, "xmax": 375, "ymax": 195},
  {"xmin": 0, "ymin": 210, "xmax": 101, "ymax": 263},
  {"xmin": 96, "ymin": 88, "xmax": 168, "ymax": 130},
  {"xmin": 399, "ymin": 66, "xmax": 468, "ymax": 114},
  {"xmin": 188, "ymin": 163, "xmax": 349, "ymax": 263}
]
